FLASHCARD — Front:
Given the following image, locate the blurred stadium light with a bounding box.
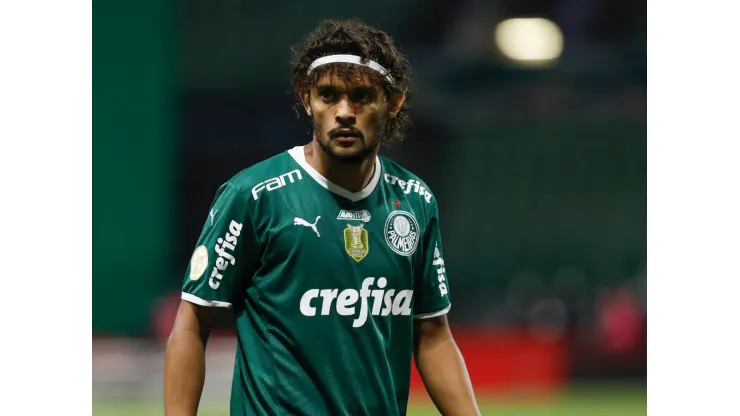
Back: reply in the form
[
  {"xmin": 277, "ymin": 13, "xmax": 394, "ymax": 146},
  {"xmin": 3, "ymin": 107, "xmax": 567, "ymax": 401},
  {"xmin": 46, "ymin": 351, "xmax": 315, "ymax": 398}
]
[{"xmin": 494, "ymin": 18, "xmax": 564, "ymax": 67}]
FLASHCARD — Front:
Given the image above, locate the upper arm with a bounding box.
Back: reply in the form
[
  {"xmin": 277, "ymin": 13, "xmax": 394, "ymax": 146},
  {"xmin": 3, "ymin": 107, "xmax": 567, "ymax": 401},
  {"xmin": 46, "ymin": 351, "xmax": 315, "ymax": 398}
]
[
  {"xmin": 171, "ymin": 299, "xmax": 227, "ymax": 341},
  {"xmin": 413, "ymin": 314, "xmax": 452, "ymax": 354}
]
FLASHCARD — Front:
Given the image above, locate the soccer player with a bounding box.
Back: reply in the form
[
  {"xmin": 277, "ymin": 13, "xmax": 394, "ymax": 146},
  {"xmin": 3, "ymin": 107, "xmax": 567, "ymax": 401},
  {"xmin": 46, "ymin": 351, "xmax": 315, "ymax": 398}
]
[{"xmin": 164, "ymin": 18, "xmax": 480, "ymax": 416}]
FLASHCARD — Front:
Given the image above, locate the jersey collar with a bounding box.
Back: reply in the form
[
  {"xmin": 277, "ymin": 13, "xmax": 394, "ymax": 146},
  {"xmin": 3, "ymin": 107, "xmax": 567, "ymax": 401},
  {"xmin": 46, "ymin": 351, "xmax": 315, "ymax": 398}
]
[{"xmin": 288, "ymin": 146, "xmax": 381, "ymax": 202}]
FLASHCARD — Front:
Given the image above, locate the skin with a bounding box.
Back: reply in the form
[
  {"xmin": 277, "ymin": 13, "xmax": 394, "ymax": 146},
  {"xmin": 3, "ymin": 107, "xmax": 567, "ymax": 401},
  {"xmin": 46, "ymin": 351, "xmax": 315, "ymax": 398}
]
[
  {"xmin": 414, "ymin": 316, "xmax": 482, "ymax": 416},
  {"xmin": 164, "ymin": 67, "xmax": 480, "ymax": 416},
  {"xmin": 299, "ymin": 71, "xmax": 404, "ymax": 192},
  {"xmin": 164, "ymin": 301, "xmax": 223, "ymax": 416}
]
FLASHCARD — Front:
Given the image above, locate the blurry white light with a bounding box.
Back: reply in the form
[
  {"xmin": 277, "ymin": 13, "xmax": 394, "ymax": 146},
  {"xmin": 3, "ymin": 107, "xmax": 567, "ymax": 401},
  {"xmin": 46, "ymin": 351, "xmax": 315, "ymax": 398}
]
[{"xmin": 494, "ymin": 18, "xmax": 564, "ymax": 66}]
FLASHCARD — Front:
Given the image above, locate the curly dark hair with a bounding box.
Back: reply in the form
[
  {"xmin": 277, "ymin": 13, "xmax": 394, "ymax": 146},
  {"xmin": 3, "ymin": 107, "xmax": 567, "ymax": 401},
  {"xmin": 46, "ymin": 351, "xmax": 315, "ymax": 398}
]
[{"xmin": 291, "ymin": 19, "xmax": 413, "ymax": 145}]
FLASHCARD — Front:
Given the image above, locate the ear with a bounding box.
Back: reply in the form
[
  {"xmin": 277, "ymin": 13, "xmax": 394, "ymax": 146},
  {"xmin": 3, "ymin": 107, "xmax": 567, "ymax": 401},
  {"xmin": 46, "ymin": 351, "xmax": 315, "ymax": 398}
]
[
  {"xmin": 300, "ymin": 90, "xmax": 312, "ymax": 116},
  {"xmin": 388, "ymin": 92, "xmax": 405, "ymax": 118}
]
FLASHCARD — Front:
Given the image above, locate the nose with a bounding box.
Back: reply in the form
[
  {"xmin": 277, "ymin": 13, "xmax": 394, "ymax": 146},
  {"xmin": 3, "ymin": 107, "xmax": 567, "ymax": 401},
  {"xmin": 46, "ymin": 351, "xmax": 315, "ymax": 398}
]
[{"xmin": 335, "ymin": 97, "xmax": 356, "ymax": 126}]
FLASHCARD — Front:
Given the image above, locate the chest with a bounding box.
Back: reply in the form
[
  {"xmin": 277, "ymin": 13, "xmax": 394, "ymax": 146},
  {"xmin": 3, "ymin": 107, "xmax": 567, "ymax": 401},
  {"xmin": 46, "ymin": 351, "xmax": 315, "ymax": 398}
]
[{"xmin": 253, "ymin": 190, "xmax": 424, "ymax": 291}]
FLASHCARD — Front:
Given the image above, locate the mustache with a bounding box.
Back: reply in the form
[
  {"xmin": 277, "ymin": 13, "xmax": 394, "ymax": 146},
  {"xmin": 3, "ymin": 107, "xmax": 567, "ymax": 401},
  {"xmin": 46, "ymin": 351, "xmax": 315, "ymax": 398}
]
[{"xmin": 328, "ymin": 127, "xmax": 364, "ymax": 140}]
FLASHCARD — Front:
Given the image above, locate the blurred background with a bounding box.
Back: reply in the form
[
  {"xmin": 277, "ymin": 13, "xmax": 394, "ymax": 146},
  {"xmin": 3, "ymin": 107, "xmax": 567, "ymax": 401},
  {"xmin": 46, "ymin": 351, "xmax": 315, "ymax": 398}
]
[{"xmin": 94, "ymin": 0, "xmax": 645, "ymax": 414}]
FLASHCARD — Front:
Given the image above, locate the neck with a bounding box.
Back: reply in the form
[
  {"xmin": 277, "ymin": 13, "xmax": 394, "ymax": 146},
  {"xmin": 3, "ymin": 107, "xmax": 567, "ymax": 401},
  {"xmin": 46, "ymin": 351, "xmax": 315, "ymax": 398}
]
[{"xmin": 304, "ymin": 140, "xmax": 377, "ymax": 193}]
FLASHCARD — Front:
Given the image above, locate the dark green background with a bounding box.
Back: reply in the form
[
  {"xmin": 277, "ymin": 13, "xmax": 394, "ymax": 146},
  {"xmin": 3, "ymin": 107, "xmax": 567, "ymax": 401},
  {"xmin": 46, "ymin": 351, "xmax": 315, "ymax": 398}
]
[
  {"xmin": 94, "ymin": 0, "xmax": 174, "ymax": 334},
  {"xmin": 93, "ymin": 1, "xmax": 645, "ymax": 335}
]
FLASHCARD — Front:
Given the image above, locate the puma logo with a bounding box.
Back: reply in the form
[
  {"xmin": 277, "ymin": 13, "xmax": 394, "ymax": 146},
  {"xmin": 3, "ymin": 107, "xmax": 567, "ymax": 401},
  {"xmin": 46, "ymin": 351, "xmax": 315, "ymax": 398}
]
[{"xmin": 294, "ymin": 216, "xmax": 321, "ymax": 237}]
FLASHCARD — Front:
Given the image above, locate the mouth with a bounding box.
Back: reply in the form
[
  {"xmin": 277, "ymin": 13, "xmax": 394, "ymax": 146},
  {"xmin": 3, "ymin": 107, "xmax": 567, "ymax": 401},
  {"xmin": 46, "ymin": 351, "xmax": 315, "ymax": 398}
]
[
  {"xmin": 334, "ymin": 136, "xmax": 359, "ymax": 144},
  {"xmin": 331, "ymin": 129, "xmax": 363, "ymax": 143}
]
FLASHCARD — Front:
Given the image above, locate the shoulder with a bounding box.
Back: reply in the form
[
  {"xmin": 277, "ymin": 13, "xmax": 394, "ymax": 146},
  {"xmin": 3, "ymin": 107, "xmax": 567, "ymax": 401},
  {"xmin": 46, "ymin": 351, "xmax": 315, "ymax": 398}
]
[
  {"xmin": 379, "ymin": 155, "xmax": 436, "ymax": 205},
  {"xmin": 222, "ymin": 147, "xmax": 306, "ymax": 203},
  {"xmin": 378, "ymin": 155, "xmax": 439, "ymax": 221}
]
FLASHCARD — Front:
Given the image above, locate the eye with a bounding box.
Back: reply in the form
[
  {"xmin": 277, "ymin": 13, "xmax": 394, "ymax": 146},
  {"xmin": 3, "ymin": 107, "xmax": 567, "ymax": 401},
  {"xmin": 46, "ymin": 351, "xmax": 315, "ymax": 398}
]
[
  {"xmin": 350, "ymin": 89, "xmax": 375, "ymax": 103},
  {"xmin": 318, "ymin": 88, "xmax": 338, "ymax": 102}
]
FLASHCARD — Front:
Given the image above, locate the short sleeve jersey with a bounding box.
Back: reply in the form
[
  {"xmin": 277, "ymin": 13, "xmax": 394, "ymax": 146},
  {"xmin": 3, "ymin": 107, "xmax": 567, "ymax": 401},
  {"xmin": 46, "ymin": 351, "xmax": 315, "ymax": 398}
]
[{"xmin": 181, "ymin": 146, "xmax": 451, "ymax": 416}]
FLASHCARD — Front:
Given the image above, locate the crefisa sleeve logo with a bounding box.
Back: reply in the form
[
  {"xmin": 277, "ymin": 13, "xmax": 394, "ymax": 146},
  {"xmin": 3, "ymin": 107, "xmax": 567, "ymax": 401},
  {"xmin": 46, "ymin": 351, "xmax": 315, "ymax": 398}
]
[
  {"xmin": 384, "ymin": 210, "xmax": 420, "ymax": 256},
  {"xmin": 209, "ymin": 220, "xmax": 243, "ymax": 289}
]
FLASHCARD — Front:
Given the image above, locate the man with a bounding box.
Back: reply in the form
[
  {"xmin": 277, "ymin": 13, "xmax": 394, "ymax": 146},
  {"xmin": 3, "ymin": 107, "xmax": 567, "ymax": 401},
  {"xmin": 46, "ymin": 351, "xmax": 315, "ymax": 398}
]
[{"xmin": 164, "ymin": 18, "xmax": 481, "ymax": 416}]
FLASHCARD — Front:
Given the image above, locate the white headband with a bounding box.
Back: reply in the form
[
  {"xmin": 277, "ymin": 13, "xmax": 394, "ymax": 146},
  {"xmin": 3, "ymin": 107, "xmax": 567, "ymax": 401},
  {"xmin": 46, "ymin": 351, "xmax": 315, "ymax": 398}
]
[{"xmin": 307, "ymin": 54, "xmax": 395, "ymax": 84}]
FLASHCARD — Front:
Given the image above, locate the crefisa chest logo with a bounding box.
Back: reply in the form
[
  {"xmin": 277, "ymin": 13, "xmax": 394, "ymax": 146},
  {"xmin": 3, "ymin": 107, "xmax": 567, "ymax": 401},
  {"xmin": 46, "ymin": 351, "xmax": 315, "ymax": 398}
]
[{"xmin": 384, "ymin": 210, "xmax": 419, "ymax": 256}]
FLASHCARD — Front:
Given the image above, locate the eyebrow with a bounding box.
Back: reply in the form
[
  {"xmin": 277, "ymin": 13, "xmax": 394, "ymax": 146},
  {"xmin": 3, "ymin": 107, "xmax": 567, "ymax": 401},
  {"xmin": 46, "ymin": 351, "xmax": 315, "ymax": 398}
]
[
  {"xmin": 316, "ymin": 84, "xmax": 375, "ymax": 91},
  {"xmin": 351, "ymin": 86, "xmax": 376, "ymax": 93}
]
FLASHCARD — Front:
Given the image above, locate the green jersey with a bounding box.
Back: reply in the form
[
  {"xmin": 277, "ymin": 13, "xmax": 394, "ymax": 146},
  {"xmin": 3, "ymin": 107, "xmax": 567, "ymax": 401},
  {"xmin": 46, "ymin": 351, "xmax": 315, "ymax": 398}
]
[{"xmin": 181, "ymin": 146, "xmax": 452, "ymax": 415}]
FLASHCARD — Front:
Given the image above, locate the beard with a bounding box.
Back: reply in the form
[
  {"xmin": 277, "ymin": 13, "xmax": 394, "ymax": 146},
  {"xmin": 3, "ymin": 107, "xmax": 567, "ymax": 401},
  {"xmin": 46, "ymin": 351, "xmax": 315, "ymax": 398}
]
[{"xmin": 314, "ymin": 120, "xmax": 384, "ymax": 166}]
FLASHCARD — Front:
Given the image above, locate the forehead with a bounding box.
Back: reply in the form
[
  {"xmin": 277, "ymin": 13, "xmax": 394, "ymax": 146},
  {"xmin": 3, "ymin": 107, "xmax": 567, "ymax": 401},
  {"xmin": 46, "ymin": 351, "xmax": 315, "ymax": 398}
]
[{"xmin": 312, "ymin": 69, "xmax": 380, "ymax": 90}]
